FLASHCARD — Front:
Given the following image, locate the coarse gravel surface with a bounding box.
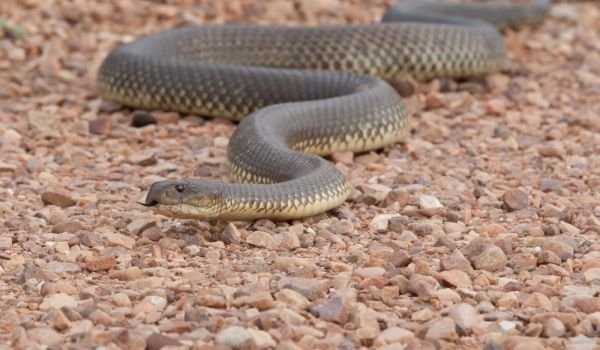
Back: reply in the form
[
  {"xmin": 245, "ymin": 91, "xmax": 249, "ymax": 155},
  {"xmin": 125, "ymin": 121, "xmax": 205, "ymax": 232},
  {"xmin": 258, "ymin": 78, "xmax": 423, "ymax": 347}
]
[{"xmin": 1, "ymin": 0, "xmax": 600, "ymax": 349}]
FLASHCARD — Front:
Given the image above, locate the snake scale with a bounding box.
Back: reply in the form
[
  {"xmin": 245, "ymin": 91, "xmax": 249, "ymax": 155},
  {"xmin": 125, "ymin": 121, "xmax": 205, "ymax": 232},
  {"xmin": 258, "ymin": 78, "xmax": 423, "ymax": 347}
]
[{"xmin": 97, "ymin": 0, "xmax": 551, "ymax": 221}]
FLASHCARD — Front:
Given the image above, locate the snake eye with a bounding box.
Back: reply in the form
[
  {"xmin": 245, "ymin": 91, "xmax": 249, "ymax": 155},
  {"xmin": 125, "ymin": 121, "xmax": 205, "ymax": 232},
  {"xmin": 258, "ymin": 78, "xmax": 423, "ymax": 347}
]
[{"xmin": 174, "ymin": 184, "xmax": 185, "ymax": 193}]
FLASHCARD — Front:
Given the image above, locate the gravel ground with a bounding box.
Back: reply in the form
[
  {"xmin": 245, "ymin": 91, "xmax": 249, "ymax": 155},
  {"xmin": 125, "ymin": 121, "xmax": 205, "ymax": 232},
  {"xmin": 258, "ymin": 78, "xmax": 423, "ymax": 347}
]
[{"xmin": 1, "ymin": 0, "xmax": 600, "ymax": 349}]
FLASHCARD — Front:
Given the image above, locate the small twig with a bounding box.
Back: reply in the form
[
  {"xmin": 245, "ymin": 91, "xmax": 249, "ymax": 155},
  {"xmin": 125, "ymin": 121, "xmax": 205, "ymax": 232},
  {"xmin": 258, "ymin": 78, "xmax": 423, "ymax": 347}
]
[{"xmin": 0, "ymin": 17, "xmax": 27, "ymax": 38}]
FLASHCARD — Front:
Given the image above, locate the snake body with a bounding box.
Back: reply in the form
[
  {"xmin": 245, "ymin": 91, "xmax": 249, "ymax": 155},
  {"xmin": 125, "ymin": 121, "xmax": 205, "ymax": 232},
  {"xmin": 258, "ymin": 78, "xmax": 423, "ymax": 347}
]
[{"xmin": 97, "ymin": 1, "xmax": 550, "ymax": 221}]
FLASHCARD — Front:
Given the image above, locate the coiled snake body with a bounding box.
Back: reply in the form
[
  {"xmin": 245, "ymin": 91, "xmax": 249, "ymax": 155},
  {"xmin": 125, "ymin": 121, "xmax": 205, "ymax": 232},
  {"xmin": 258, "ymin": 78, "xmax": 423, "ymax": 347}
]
[{"xmin": 97, "ymin": 1, "xmax": 550, "ymax": 221}]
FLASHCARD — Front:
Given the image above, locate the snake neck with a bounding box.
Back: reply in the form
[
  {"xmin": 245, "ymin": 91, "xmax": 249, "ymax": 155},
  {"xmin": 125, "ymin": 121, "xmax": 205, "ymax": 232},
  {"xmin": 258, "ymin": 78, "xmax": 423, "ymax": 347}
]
[{"xmin": 214, "ymin": 167, "xmax": 351, "ymax": 221}]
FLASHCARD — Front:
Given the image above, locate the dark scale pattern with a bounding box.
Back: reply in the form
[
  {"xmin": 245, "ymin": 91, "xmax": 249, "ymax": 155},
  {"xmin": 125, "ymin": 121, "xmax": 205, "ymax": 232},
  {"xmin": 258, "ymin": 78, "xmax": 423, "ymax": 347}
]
[{"xmin": 96, "ymin": 2, "xmax": 548, "ymax": 219}]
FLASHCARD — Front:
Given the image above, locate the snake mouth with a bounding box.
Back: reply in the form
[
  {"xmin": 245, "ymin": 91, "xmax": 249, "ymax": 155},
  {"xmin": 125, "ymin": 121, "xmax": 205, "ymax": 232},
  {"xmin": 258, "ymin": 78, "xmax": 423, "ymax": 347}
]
[
  {"xmin": 137, "ymin": 200, "xmax": 192, "ymax": 218},
  {"xmin": 138, "ymin": 200, "xmax": 158, "ymax": 207},
  {"xmin": 152, "ymin": 203, "xmax": 214, "ymax": 220}
]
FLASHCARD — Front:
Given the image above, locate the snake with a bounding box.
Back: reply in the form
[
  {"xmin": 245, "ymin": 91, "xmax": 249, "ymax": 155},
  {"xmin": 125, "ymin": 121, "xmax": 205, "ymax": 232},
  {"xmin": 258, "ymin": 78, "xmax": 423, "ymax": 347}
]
[{"xmin": 96, "ymin": 0, "xmax": 551, "ymax": 221}]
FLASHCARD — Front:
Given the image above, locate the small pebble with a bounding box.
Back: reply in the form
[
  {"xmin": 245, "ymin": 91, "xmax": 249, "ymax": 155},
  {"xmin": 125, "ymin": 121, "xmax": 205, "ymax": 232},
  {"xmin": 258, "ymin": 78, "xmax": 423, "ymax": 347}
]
[
  {"xmin": 89, "ymin": 117, "xmax": 113, "ymax": 135},
  {"xmin": 310, "ymin": 296, "xmax": 349, "ymax": 324},
  {"xmin": 246, "ymin": 231, "xmax": 278, "ymax": 249},
  {"xmin": 369, "ymin": 214, "xmax": 400, "ymax": 231},
  {"xmin": 105, "ymin": 233, "xmax": 136, "ymax": 250},
  {"xmin": 353, "ymin": 267, "xmax": 386, "ymax": 279},
  {"xmin": 439, "ymin": 270, "xmax": 472, "ymax": 288},
  {"xmin": 425, "ymin": 318, "xmax": 458, "ymax": 342},
  {"xmin": 41, "ymin": 190, "xmax": 77, "ymax": 208},
  {"xmin": 503, "ymin": 189, "xmax": 528, "ymax": 211},
  {"xmin": 374, "ymin": 327, "xmax": 415, "ymax": 346},
  {"xmin": 146, "ymin": 333, "xmax": 181, "ymax": 350},
  {"xmin": 40, "ymin": 293, "xmax": 77, "ymax": 311},
  {"xmin": 215, "ymin": 326, "xmax": 253, "ymax": 349},
  {"xmin": 543, "ymin": 317, "xmax": 566, "ymax": 337},
  {"xmin": 131, "ymin": 111, "xmax": 157, "ymax": 127},
  {"xmin": 390, "ymin": 249, "xmax": 412, "ymax": 267},
  {"xmin": 85, "ymin": 255, "xmax": 117, "ymax": 271},
  {"xmin": 418, "ymin": 195, "xmax": 443, "ymax": 209},
  {"xmin": 543, "ymin": 240, "xmax": 574, "ymax": 261},
  {"xmin": 275, "ymin": 289, "xmax": 310, "ymax": 311},
  {"xmin": 408, "ymin": 274, "xmax": 439, "ymax": 300},
  {"xmin": 278, "ymin": 277, "xmax": 329, "ymax": 301},
  {"xmin": 46, "ymin": 261, "xmax": 81, "ymax": 273},
  {"xmin": 473, "ymin": 246, "xmax": 507, "ymax": 272},
  {"xmin": 109, "ymin": 267, "xmax": 143, "ymax": 281},
  {"xmin": 449, "ymin": 303, "xmax": 479, "ymax": 330},
  {"xmin": 219, "ymin": 223, "xmax": 241, "ymax": 244}
]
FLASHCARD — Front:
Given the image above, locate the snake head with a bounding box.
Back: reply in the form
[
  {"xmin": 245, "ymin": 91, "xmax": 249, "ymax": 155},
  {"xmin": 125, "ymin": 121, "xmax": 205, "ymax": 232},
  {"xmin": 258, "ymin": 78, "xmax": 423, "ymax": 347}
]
[{"xmin": 141, "ymin": 180, "xmax": 225, "ymax": 219}]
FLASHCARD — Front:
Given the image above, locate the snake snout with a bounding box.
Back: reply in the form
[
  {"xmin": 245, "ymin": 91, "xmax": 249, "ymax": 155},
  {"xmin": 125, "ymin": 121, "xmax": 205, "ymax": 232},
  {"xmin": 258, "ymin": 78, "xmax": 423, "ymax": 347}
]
[
  {"xmin": 139, "ymin": 200, "xmax": 158, "ymax": 207},
  {"xmin": 141, "ymin": 180, "xmax": 188, "ymax": 207},
  {"xmin": 138, "ymin": 179, "xmax": 227, "ymax": 219}
]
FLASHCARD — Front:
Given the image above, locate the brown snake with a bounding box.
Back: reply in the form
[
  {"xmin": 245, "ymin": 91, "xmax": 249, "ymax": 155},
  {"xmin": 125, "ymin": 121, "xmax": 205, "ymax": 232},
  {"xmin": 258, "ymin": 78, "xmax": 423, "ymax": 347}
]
[{"xmin": 97, "ymin": 0, "xmax": 550, "ymax": 220}]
